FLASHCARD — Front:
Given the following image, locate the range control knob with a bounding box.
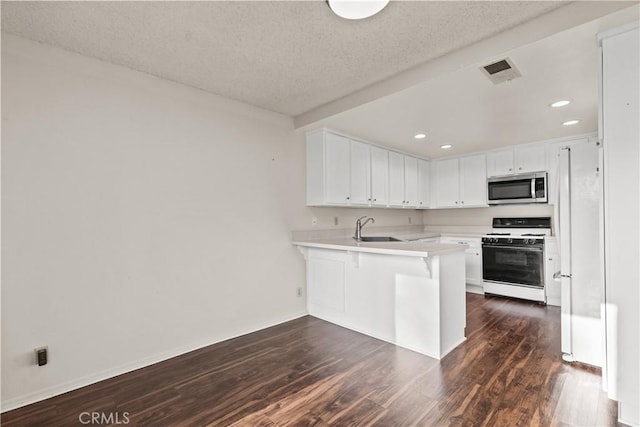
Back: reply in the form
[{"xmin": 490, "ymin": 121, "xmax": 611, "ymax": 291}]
[{"xmin": 507, "ymin": 238, "xmax": 513, "ymax": 244}]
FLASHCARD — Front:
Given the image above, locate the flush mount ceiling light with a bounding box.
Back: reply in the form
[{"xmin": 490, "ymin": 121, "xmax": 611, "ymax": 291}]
[
  {"xmin": 440, "ymin": 144, "xmax": 453, "ymax": 149},
  {"xmin": 550, "ymin": 100, "xmax": 572, "ymax": 108},
  {"xmin": 562, "ymin": 119, "xmax": 580, "ymax": 126},
  {"xmin": 414, "ymin": 133, "xmax": 427, "ymax": 140},
  {"xmin": 327, "ymin": 0, "xmax": 390, "ymax": 20}
]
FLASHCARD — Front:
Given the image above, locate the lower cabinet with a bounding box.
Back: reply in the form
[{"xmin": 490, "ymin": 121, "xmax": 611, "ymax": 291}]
[{"xmin": 440, "ymin": 236, "xmax": 482, "ymax": 290}]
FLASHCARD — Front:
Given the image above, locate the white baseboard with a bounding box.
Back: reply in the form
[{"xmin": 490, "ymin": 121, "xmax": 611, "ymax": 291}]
[
  {"xmin": 1, "ymin": 310, "xmax": 308, "ymax": 413},
  {"xmin": 466, "ymin": 284, "xmax": 484, "ymax": 295}
]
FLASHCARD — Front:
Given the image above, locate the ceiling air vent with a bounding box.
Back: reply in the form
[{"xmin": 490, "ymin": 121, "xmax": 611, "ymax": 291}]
[{"xmin": 480, "ymin": 57, "xmax": 522, "ymax": 84}]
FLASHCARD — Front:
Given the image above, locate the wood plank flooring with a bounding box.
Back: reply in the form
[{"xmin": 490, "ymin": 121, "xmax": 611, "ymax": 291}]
[{"xmin": 2, "ymin": 294, "xmax": 618, "ymax": 426}]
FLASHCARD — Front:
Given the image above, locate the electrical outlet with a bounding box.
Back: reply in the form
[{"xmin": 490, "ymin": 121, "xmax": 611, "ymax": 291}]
[
  {"xmin": 296, "ymin": 287, "xmax": 303, "ymax": 297},
  {"xmin": 311, "ymin": 217, "xmax": 318, "ymax": 226},
  {"xmin": 334, "ymin": 216, "xmax": 339, "ymax": 226},
  {"xmin": 34, "ymin": 347, "xmax": 48, "ymax": 366}
]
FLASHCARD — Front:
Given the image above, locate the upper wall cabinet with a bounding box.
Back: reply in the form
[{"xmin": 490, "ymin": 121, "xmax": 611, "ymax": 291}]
[
  {"xmin": 306, "ymin": 129, "xmax": 429, "ymax": 209},
  {"xmin": 486, "ymin": 150, "xmax": 514, "ymax": 177},
  {"xmin": 417, "ymin": 159, "xmax": 430, "ymax": 209},
  {"xmin": 433, "ymin": 154, "xmax": 487, "ymax": 208},
  {"xmin": 370, "ymin": 146, "xmax": 389, "ymax": 207},
  {"xmin": 487, "ymin": 145, "xmax": 546, "ymax": 177}
]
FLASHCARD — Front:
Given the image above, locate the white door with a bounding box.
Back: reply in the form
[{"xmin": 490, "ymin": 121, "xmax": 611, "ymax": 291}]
[
  {"xmin": 486, "ymin": 150, "xmax": 514, "ymax": 177},
  {"xmin": 349, "ymin": 140, "xmax": 371, "ymax": 206},
  {"xmin": 435, "ymin": 158, "xmax": 459, "ymax": 208},
  {"xmin": 417, "ymin": 159, "xmax": 430, "ymax": 209},
  {"xmin": 324, "ymin": 133, "xmax": 350, "ymax": 204},
  {"xmin": 558, "ymin": 147, "xmax": 573, "ymax": 357},
  {"xmin": 370, "ymin": 146, "xmax": 389, "ymax": 207},
  {"xmin": 515, "ymin": 145, "xmax": 546, "ymax": 174},
  {"xmin": 459, "ymin": 154, "xmax": 487, "ymax": 207},
  {"xmin": 404, "ymin": 156, "xmax": 418, "ymax": 208},
  {"xmin": 559, "ymin": 142, "xmax": 603, "ymax": 367},
  {"xmin": 388, "ymin": 151, "xmax": 405, "ymax": 207}
]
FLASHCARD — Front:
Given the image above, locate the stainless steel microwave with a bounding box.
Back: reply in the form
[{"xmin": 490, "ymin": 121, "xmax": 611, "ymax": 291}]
[{"xmin": 487, "ymin": 172, "xmax": 548, "ymax": 205}]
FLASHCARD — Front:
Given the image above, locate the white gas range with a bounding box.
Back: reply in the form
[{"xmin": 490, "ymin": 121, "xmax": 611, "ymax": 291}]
[{"xmin": 481, "ymin": 217, "xmax": 552, "ymax": 303}]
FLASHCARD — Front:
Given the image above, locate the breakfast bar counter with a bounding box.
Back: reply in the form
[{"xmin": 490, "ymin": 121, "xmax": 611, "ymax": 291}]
[{"xmin": 293, "ymin": 238, "xmax": 467, "ymax": 359}]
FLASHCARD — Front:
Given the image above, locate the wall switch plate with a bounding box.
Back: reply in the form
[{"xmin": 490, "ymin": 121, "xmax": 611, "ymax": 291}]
[
  {"xmin": 311, "ymin": 217, "xmax": 318, "ymax": 226},
  {"xmin": 35, "ymin": 347, "xmax": 48, "ymax": 366},
  {"xmin": 296, "ymin": 287, "xmax": 303, "ymax": 297}
]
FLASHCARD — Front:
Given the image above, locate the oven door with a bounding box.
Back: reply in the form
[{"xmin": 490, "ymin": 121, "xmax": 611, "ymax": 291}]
[{"xmin": 482, "ymin": 244, "xmax": 544, "ymax": 287}]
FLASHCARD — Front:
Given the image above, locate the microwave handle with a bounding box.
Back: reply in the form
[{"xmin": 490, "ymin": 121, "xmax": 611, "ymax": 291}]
[{"xmin": 531, "ymin": 179, "xmax": 536, "ymax": 199}]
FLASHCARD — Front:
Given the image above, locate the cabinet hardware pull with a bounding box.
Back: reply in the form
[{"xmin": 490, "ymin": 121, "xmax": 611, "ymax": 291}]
[{"xmin": 346, "ymin": 197, "xmax": 350, "ymax": 200}]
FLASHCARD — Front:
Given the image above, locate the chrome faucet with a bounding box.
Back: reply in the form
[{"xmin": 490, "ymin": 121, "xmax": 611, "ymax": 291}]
[{"xmin": 354, "ymin": 216, "xmax": 375, "ymax": 241}]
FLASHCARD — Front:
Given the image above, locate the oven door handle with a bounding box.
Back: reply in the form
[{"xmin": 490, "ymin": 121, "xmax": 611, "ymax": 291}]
[{"xmin": 483, "ymin": 245, "xmax": 543, "ymax": 252}]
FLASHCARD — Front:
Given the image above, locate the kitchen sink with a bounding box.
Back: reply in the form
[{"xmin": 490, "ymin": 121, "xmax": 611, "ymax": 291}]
[{"xmin": 357, "ymin": 236, "xmax": 403, "ymax": 242}]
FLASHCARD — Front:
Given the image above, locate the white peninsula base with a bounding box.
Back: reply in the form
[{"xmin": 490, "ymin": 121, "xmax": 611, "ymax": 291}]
[{"xmin": 295, "ymin": 243, "xmax": 467, "ymax": 359}]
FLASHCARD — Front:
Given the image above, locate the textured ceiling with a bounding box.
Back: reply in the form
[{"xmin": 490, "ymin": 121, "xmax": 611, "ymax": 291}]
[
  {"xmin": 1, "ymin": 1, "xmax": 566, "ymax": 116},
  {"xmin": 315, "ymin": 4, "xmax": 639, "ymax": 159}
]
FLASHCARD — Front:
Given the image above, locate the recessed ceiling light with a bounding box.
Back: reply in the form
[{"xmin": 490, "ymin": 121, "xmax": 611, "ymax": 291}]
[
  {"xmin": 327, "ymin": 0, "xmax": 390, "ymax": 20},
  {"xmin": 414, "ymin": 133, "xmax": 427, "ymax": 140},
  {"xmin": 562, "ymin": 120, "xmax": 580, "ymax": 126},
  {"xmin": 551, "ymin": 100, "xmax": 571, "ymax": 108},
  {"xmin": 440, "ymin": 144, "xmax": 453, "ymax": 149}
]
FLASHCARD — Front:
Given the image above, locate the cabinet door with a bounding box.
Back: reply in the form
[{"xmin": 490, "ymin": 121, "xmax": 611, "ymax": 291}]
[
  {"xmin": 370, "ymin": 146, "xmax": 389, "ymax": 207},
  {"xmin": 324, "ymin": 133, "xmax": 351, "ymax": 204},
  {"xmin": 465, "ymin": 248, "xmax": 483, "ymax": 285},
  {"xmin": 435, "ymin": 158, "xmax": 460, "ymax": 208},
  {"xmin": 349, "ymin": 140, "xmax": 371, "ymax": 206},
  {"xmin": 460, "ymin": 154, "xmax": 487, "ymax": 207},
  {"xmin": 417, "ymin": 159, "xmax": 430, "ymax": 209},
  {"xmin": 404, "ymin": 156, "xmax": 419, "ymax": 207},
  {"xmin": 388, "ymin": 151, "xmax": 405, "ymax": 207},
  {"xmin": 515, "ymin": 145, "xmax": 546, "ymax": 174},
  {"xmin": 486, "ymin": 150, "xmax": 514, "ymax": 177}
]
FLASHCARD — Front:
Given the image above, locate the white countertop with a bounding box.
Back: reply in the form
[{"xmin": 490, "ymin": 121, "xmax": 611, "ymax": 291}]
[{"xmin": 292, "ymin": 237, "xmax": 467, "ymax": 258}]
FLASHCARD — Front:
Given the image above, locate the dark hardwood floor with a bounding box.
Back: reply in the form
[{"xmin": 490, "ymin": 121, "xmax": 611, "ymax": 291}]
[{"xmin": 2, "ymin": 294, "xmax": 618, "ymax": 426}]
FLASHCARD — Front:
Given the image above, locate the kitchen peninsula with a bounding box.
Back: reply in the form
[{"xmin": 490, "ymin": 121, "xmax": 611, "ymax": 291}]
[{"xmin": 293, "ymin": 238, "xmax": 467, "ymax": 359}]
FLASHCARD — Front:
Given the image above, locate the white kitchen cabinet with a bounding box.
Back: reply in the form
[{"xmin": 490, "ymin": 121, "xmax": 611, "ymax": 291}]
[
  {"xmin": 306, "ymin": 129, "xmax": 430, "ymax": 209},
  {"xmin": 435, "ymin": 158, "xmax": 460, "ymax": 208},
  {"xmin": 370, "ymin": 146, "xmax": 389, "ymax": 207},
  {"xmin": 349, "ymin": 140, "xmax": 371, "ymax": 206},
  {"xmin": 417, "ymin": 159, "xmax": 430, "ymax": 209},
  {"xmin": 487, "ymin": 145, "xmax": 546, "ymax": 177},
  {"xmin": 388, "ymin": 151, "xmax": 405, "ymax": 207},
  {"xmin": 515, "ymin": 144, "xmax": 546, "ymax": 174},
  {"xmin": 434, "ymin": 154, "xmax": 487, "ymax": 208},
  {"xmin": 323, "ymin": 132, "xmax": 351, "ymax": 204},
  {"xmin": 486, "ymin": 150, "xmax": 514, "ymax": 177},
  {"xmin": 404, "ymin": 156, "xmax": 419, "ymax": 208},
  {"xmin": 459, "ymin": 154, "xmax": 487, "ymax": 207},
  {"xmin": 306, "ymin": 129, "xmax": 363, "ymax": 206},
  {"xmin": 440, "ymin": 236, "xmax": 482, "ymax": 288}
]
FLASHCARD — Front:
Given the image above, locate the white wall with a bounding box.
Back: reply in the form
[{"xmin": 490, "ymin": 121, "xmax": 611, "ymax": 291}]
[
  {"xmin": 0, "ymin": 34, "xmax": 421, "ymax": 411},
  {"xmin": 423, "ymin": 204, "xmax": 555, "ymax": 229}
]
